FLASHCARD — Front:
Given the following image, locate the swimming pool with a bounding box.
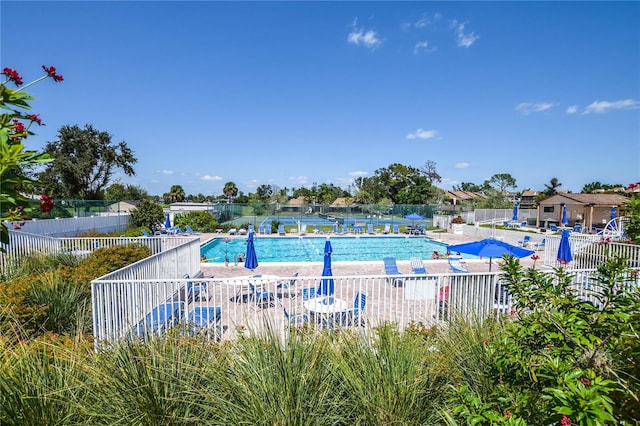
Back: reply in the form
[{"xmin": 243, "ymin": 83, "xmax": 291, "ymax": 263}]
[{"xmin": 200, "ymin": 236, "xmax": 464, "ymax": 263}]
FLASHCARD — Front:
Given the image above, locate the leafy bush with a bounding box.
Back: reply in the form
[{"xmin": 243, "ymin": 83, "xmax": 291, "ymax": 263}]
[
  {"xmin": 130, "ymin": 200, "xmax": 164, "ymax": 231},
  {"xmin": 59, "ymin": 244, "xmax": 150, "ymax": 289},
  {"xmin": 446, "ymin": 255, "xmax": 640, "ymax": 424},
  {"xmin": 173, "ymin": 210, "xmax": 219, "ymax": 233}
]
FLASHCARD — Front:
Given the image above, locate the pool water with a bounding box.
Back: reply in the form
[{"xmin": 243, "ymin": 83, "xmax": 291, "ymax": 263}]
[{"xmin": 200, "ymin": 236, "xmax": 463, "ymax": 263}]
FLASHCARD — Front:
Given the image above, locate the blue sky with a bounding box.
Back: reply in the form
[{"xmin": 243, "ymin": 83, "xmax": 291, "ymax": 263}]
[{"xmin": 2, "ymin": 1, "xmax": 639, "ymax": 197}]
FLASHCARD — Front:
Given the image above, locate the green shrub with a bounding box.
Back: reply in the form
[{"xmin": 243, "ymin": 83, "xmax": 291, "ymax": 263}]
[
  {"xmin": 173, "ymin": 210, "xmax": 219, "ymax": 233},
  {"xmin": 445, "ymin": 255, "xmax": 640, "ymax": 424},
  {"xmin": 130, "ymin": 200, "xmax": 164, "ymax": 231}
]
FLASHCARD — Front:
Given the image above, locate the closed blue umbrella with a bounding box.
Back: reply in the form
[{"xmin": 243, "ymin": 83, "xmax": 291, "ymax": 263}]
[
  {"xmin": 561, "ymin": 205, "xmax": 568, "ymax": 226},
  {"xmin": 446, "ymin": 238, "xmax": 535, "ymax": 271},
  {"xmin": 512, "ymin": 202, "xmax": 519, "ymax": 222},
  {"xmin": 557, "ymin": 229, "xmax": 573, "ymax": 265},
  {"xmin": 164, "ymin": 213, "xmax": 171, "ymax": 229},
  {"xmin": 318, "ymin": 237, "xmax": 334, "ymax": 296},
  {"xmin": 244, "ymin": 231, "xmax": 259, "ymax": 271},
  {"xmin": 608, "ymin": 206, "xmax": 617, "ymax": 230}
]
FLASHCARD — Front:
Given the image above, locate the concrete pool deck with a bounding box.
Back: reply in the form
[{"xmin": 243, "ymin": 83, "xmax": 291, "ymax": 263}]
[{"xmin": 198, "ymin": 231, "xmax": 539, "ymax": 279}]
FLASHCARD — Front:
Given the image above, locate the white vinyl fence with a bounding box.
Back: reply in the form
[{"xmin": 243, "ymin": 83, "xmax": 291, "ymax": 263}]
[
  {"xmin": 91, "ymin": 267, "xmax": 639, "ymax": 347},
  {"xmin": 3, "ymin": 214, "xmax": 130, "ymax": 237}
]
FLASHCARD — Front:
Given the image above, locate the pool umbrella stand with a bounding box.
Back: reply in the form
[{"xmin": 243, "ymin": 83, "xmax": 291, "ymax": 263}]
[
  {"xmin": 244, "ymin": 231, "xmax": 259, "ymax": 271},
  {"xmin": 446, "ymin": 238, "xmax": 535, "ymax": 271},
  {"xmin": 164, "ymin": 213, "xmax": 171, "ymax": 229},
  {"xmin": 557, "ymin": 230, "xmax": 573, "ymax": 265},
  {"xmin": 561, "ymin": 205, "xmax": 568, "ymax": 227},
  {"xmin": 318, "ymin": 237, "xmax": 334, "ymax": 296},
  {"xmin": 403, "ymin": 213, "xmax": 426, "ymax": 231}
]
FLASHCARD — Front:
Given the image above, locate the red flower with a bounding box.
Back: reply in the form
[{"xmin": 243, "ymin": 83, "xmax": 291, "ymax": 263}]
[
  {"xmin": 2, "ymin": 67, "xmax": 23, "ymax": 85},
  {"xmin": 12, "ymin": 119, "xmax": 26, "ymax": 134},
  {"xmin": 25, "ymin": 113, "xmax": 45, "ymax": 126},
  {"xmin": 561, "ymin": 414, "xmax": 572, "ymax": 426},
  {"xmin": 503, "ymin": 410, "xmax": 512, "ymax": 418},
  {"xmin": 40, "ymin": 195, "xmax": 54, "ymax": 213},
  {"xmin": 13, "ymin": 224, "xmax": 21, "ymax": 230},
  {"xmin": 545, "ymin": 343, "xmax": 552, "ymax": 348},
  {"xmin": 580, "ymin": 377, "xmax": 591, "ymax": 385},
  {"xmin": 531, "ymin": 254, "xmax": 540, "ymax": 261},
  {"xmin": 42, "ymin": 64, "xmax": 64, "ymax": 82}
]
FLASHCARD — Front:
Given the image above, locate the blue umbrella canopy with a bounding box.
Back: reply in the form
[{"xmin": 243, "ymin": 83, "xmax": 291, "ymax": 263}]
[
  {"xmin": 557, "ymin": 229, "xmax": 573, "ymax": 265},
  {"xmin": 404, "ymin": 213, "xmax": 426, "ymax": 221},
  {"xmin": 318, "ymin": 238, "xmax": 334, "ymax": 296},
  {"xmin": 561, "ymin": 205, "xmax": 568, "ymax": 226},
  {"xmin": 446, "ymin": 238, "xmax": 535, "ymax": 271},
  {"xmin": 512, "ymin": 202, "xmax": 519, "ymax": 222},
  {"xmin": 164, "ymin": 213, "xmax": 171, "ymax": 229},
  {"xmin": 244, "ymin": 231, "xmax": 259, "ymax": 270}
]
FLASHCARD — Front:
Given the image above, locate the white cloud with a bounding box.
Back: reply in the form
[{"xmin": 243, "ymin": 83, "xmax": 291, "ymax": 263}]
[
  {"xmin": 450, "ymin": 19, "xmax": 478, "ymax": 48},
  {"xmin": 582, "ymin": 99, "xmax": 640, "ymax": 114},
  {"xmin": 348, "ymin": 18, "xmax": 382, "ymax": 50},
  {"xmin": 160, "ymin": 169, "xmax": 174, "ymax": 175},
  {"xmin": 406, "ymin": 128, "xmax": 438, "ymax": 140},
  {"xmin": 349, "ymin": 171, "xmax": 368, "ymax": 177},
  {"xmin": 288, "ymin": 176, "xmax": 308, "ymax": 185},
  {"xmin": 515, "ymin": 102, "xmax": 555, "ymax": 115},
  {"xmin": 455, "ymin": 162, "xmax": 469, "ymax": 169},
  {"xmin": 413, "ymin": 40, "xmax": 434, "ymax": 55},
  {"xmin": 201, "ymin": 175, "xmax": 222, "ymax": 181},
  {"xmin": 566, "ymin": 105, "xmax": 578, "ymax": 114}
]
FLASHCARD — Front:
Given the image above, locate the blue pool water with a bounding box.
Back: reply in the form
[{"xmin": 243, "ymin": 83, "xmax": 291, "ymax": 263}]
[{"xmin": 200, "ymin": 236, "xmax": 463, "ymax": 263}]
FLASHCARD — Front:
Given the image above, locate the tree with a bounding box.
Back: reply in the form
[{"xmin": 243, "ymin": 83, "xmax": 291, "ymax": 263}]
[
  {"xmin": 453, "ymin": 182, "xmax": 483, "ymax": 192},
  {"xmin": 163, "ymin": 185, "xmax": 185, "ymax": 204},
  {"xmin": 223, "ymin": 181, "xmax": 238, "ymax": 202},
  {"xmin": 105, "ymin": 183, "xmax": 149, "ymax": 200},
  {"xmin": 543, "ymin": 177, "xmax": 562, "ymax": 197},
  {"xmin": 420, "ymin": 160, "xmax": 442, "ymax": 184},
  {"xmin": 489, "ymin": 173, "xmax": 517, "ymax": 193},
  {"xmin": 38, "ymin": 124, "xmax": 137, "ymax": 199},
  {"xmin": 130, "ymin": 200, "xmax": 164, "ymax": 231},
  {"xmin": 582, "ymin": 181, "xmax": 625, "ymax": 194},
  {"xmin": 623, "ymin": 193, "xmax": 640, "ymax": 244}
]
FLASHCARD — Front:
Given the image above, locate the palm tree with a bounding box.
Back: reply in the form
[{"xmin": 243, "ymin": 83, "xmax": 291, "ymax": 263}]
[
  {"xmin": 543, "ymin": 178, "xmax": 562, "ymax": 197},
  {"xmin": 223, "ymin": 181, "xmax": 238, "ymax": 203}
]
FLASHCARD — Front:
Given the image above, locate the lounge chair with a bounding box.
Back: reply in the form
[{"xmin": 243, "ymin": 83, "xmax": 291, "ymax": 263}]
[
  {"xmin": 186, "ymin": 306, "xmax": 222, "ymax": 339},
  {"xmin": 517, "ymin": 235, "xmax": 531, "ymax": 247},
  {"xmin": 549, "ymin": 224, "xmax": 558, "ymax": 232},
  {"xmin": 383, "ymin": 256, "xmax": 404, "ymax": 287},
  {"xmin": 382, "ymin": 224, "xmax": 391, "ymax": 234},
  {"xmin": 448, "ymin": 257, "xmax": 469, "ymax": 273},
  {"xmin": 299, "ymin": 224, "xmax": 308, "ymax": 235},
  {"xmin": 313, "ymin": 225, "xmax": 324, "ymax": 234},
  {"xmin": 278, "ymin": 225, "xmax": 285, "ymax": 235},
  {"xmin": 280, "ymin": 301, "xmax": 309, "ymax": 327},
  {"xmin": 533, "ymin": 238, "xmax": 546, "ymax": 250},
  {"xmin": 410, "ymin": 257, "xmax": 427, "ymax": 274},
  {"xmin": 229, "ymin": 228, "xmax": 237, "ymax": 235},
  {"xmin": 342, "ymin": 224, "xmax": 348, "ymax": 234},
  {"xmin": 333, "ymin": 223, "xmax": 339, "ymax": 234},
  {"xmin": 133, "ymin": 301, "xmax": 184, "ymax": 337},
  {"xmin": 276, "ymin": 272, "xmax": 299, "ymax": 298},
  {"xmin": 248, "ymin": 283, "xmax": 275, "ymax": 307},
  {"xmin": 185, "ymin": 225, "xmax": 201, "ymax": 235},
  {"xmin": 258, "ymin": 225, "xmax": 265, "ymax": 234},
  {"xmin": 141, "ymin": 229, "xmax": 152, "ymax": 237},
  {"xmin": 367, "ymin": 224, "xmax": 375, "ymax": 234},
  {"xmin": 266, "ymin": 224, "xmax": 272, "ymax": 234},
  {"xmin": 300, "ymin": 286, "xmax": 317, "ymax": 300},
  {"xmin": 392, "ymin": 224, "xmax": 399, "ymax": 234},
  {"xmin": 334, "ymin": 292, "xmax": 367, "ymax": 327}
]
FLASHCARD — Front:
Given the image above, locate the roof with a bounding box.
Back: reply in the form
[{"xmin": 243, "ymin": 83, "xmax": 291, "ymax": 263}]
[
  {"xmin": 331, "ymin": 197, "xmax": 354, "ymax": 206},
  {"xmin": 521, "ymin": 190, "xmax": 538, "ymax": 197},
  {"xmin": 445, "ymin": 190, "xmax": 488, "ymax": 200},
  {"xmin": 539, "ymin": 193, "xmax": 628, "ymax": 206},
  {"xmin": 286, "ymin": 196, "xmax": 307, "ymax": 206}
]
